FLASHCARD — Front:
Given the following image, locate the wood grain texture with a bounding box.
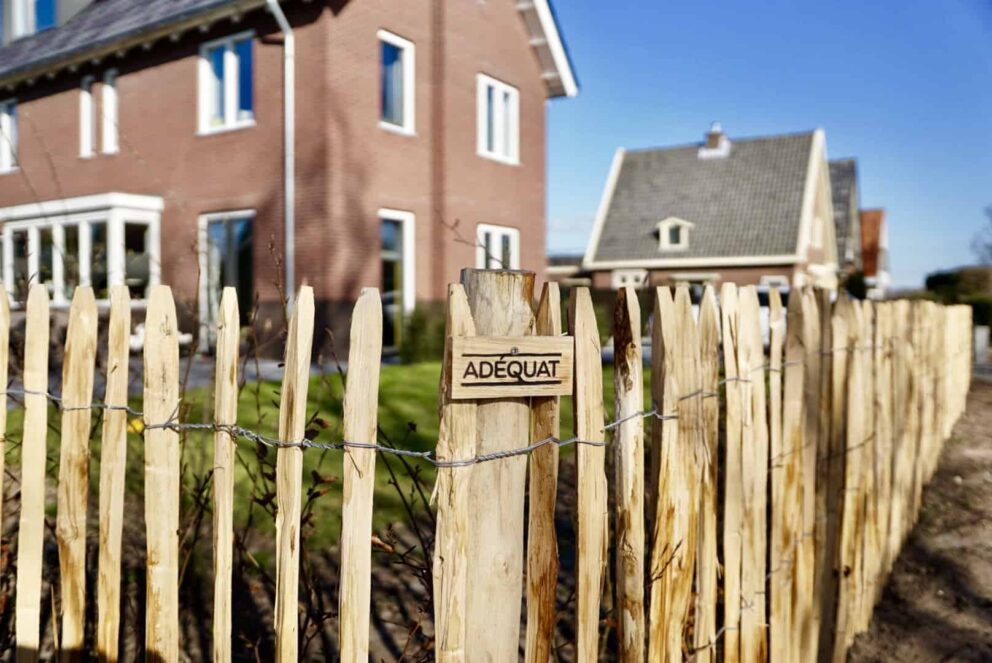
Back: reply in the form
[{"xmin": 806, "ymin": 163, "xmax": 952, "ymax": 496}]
[
  {"xmin": 797, "ymin": 288, "xmax": 821, "ymax": 662},
  {"xmin": 56, "ymin": 287, "xmax": 98, "ymax": 662},
  {"xmin": 434, "ymin": 285, "xmax": 478, "ymax": 663},
  {"xmin": 524, "ymin": 283, "xmax": 562, "ymax": 663},
  {"xmin": 0, "ymin": 291, "xmax": 9, "ymax": 552},
  {"xmin": 15, "ymin": 285, "xmax": 50, "ymax": 663},
  {"xmin": 612, "ymin": 286, "xmax": 645, "ymax": 663},
  {"xmin": 212, "ymin": 288, "xmax": 239, "ymax": 663},
  {"xmin": 813, "ymin": 288, "xmax": 835, "ymax": 661},
  {"xmin": 339, "ymin": 289, "xmax": 383, "ymax": 662},
  {"xmin": 570, "ymin": 287, "xmax": 608, "ymax": 663},
  {"xmin": 143, "ymin": 286, "xmax": 181, "ymax": 663},
  {"xmin": 460, "ymin": 269, "xmax": 534, "ymax": 662},
  {"xmin": 97, "ymin": 287, "xmax": 131, "ymax": 663},
  {"xmin": 739, "ymin": 287, "xmax": 768, "ymax": 663},
  {"xmin": 718, "ymin": 284, "xmax": 743, "ymax": 663},
  {"xmin": 274, "ymin": 287, "xmax": 315, "ymax": 663},
  {"xmin": 693, "ymin": 286, "xmax": 719, "ymax": 662},
  {"xmin": 767, "ymin": 288, "xmax": 786, "ymax": 663}
]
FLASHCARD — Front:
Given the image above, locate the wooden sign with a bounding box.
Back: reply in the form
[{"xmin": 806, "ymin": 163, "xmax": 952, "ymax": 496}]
[{"xmin": 451, "ymin": 336, "xmax": 574, "ymax": 399}]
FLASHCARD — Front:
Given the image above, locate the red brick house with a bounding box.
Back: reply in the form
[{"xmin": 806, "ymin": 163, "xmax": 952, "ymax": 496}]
[
  {"xmin": 0, "ymin": 0, "xmax": 577, "ymax": 350},
  {"xmin": 860, "ymin": 208, "xmax": 890, "ymax": 299},
  {"xmin": 575, "ymin": 124, "xmax": 842, "ymax": 292}
]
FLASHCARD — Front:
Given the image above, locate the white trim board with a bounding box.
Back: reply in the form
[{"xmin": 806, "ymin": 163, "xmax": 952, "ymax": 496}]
[
  {"xmin": 517, "ymin": 0, "xmax": 578, "ymax": 98},
  {"xmin": 0, "ymin": 192, "xmax": 164, "ymax": 221},
  {"xmin": 586, "ymin": 254, "xmax": 800, "ymax": 270}
]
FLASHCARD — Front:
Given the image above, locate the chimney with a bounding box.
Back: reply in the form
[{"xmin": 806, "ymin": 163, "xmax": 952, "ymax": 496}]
[{"xmin": 705, "ymin": 121, "xmax": 723, "ymax": 149}]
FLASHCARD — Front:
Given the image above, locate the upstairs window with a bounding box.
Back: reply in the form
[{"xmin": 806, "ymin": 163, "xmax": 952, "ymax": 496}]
[
  {"xmin": 12, "ymin": 0, "xmax": 55, "ymax": 38},
  {"xmin": 0, "ymin": 100, "xmax": 17, "ymax": 173},
  {"xmin": 657, "ymin": 217, "xmax": 693, "ymax": 251},
  {"xmin": 102, "ymin": 69, "xmax": 119, "ymax": 154},
  {"xmin": 477, "ymin": 74, "xmax": 519, "ymax": 164},
  {"xmin": 476, "ymin": 223, "xmax": 520, "ymax": 269},
  {"xmin": 378, "ymin": 30, "xmax": 415, "ymax": 135},
  {"xmin": 198, "ymin": 32, "xmax": 254, "ymax": 133},
  {"xmin": 79, "ymin": 76, "xmax": 95, "ymax": 158}
]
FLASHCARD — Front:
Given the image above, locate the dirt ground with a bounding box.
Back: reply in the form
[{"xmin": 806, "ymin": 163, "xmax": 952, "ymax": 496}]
[{"xmin": 849, "ymin": 379, "xmax": 992, "ymax": 663}]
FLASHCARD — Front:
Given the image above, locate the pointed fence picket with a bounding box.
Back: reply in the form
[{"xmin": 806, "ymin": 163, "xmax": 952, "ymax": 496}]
[{"xmin": 0, "ymin": 275, "xmax": 974, "ymax": 663}]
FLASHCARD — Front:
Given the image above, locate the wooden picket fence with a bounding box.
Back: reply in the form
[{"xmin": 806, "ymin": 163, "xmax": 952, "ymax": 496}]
[{"xmin": 0, "ymin": 269, "xmax": 973, "ymax": 662}]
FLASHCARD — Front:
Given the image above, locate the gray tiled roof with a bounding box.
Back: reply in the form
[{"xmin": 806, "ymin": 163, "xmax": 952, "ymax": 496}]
[
  {"xmin": 0, "ymin": 0, "xmax": 242, "ymax": 82},
  {"xmin": 590, "ymin": 132, "xmax": 814, "ymax": 263},
  {"xmin": 829, "ymin": 159, "xmax": 857, "ymax": 262}
]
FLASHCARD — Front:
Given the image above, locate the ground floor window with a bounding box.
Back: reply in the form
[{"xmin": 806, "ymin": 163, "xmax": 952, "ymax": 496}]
[
  {"xmin": 476, "ymin": 223, "xmax": 520, "ymax": 270},
  {"xmin": 0, "ymin": 194, "xmax": 162, "ymax": 306},
  {"xmin": 379, "ymin": 209, "xmax": 415, "ymax": 350},
  {"xmin": 199, "ymin": 211, "xmax": 254, "ymax": 348}
]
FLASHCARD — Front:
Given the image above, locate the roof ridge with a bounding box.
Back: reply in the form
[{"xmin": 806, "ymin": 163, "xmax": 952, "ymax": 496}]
[{"xmin": 624, "ymin": 129, "xmax": 816, "ymax": 155}]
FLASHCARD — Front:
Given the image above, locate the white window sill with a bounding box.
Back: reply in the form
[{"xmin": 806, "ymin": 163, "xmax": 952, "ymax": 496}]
[
  {"xmin": 79, "ymin": 153, "xmax": 95, "ymax": 160},
  {"xmin": 379, "ymin": 120, "xmax": 416, "ymax": 137},
  {"xmin": 0, "ymin": 167, "xmax": 19, "ymax": 176},
  {"xmin": 477, "ymin": 150, "xmax": 520, "ymax": 167},
  {"xmin": 197, "ymin": 119, "xmax": 256, "ymax": 136},
  {"xmin": 101, "ymin": 148, "xmax": 120, "ymax": 156}
]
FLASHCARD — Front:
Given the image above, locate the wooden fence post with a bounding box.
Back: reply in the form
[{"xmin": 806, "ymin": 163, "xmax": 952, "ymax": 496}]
[
  {"xmin": 56, "ymin": 287, "xmax": 98, "ymax": 662},
  {"xmin": 434, "ymin": 285, "xmax": 478, "ymax": 663},
  {"xmin": 15, "ymin": 285, "xmax": 50, "ymax": 663},
  {"xmin": 143, "ymin": 286, "xmax": 180, "ymax": 663},
  {"xmin": 274, "ymin": 287, "xmax": 315, "ymax": 663},
  {"xmin": 767, "ymin": 288, "xmax": 786, "ymax": 663},
  {"xmin": 97, "ymin": 286, "xmax": 131, "ymax": 663},
  {"xmin": 212, "ymin": 288, "xmax": 239, "ymax": 663},
  {"xmin": 814, "ymin": 288, "xmax": 835, "ymax": 661},
  {"xmin": 0, "ymin": 288, "xmax": 8, "ymax": 549},
  {"xmin": 739, "ymin": 286, "xmax": 768, "ymax": 662},
  {"xmin": 461, "ymin": 269, "xmax": 535, "ymax": 662},
  {"xmin": 570, "ymin": 286, "xmax": 608, "ymax": 662},
  {"xmin": 693, "ymin": 286, "xmax": 719, "ymax": 662},
  {"xmin": 718, "ymin": 283, "xmax": 743, "ymax": 663},
  {"xmin": 525, "ymin": 283, "xmax": 562, "ymax": 663},
  {"xmin": 798, "ymin": 288, "xmax": 821, "ymax": 662},
  {"xmin": 612, "ymin": 286, "xmax": 644, "ymax": 662},
  {"xmin": 339, "ymin": 289, "xmax": 383, "ymax": 661}
]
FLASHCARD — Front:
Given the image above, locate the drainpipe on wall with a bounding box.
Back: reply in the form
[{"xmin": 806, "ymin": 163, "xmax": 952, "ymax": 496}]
[{"xmin": 265, "ymin": 0, "xmax": 295, "ymax": 307}]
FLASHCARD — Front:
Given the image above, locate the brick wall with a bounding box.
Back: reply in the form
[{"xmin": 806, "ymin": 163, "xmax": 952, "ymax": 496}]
[{"xmin": 0, "ymin": 0, "xmax": 551, "ymax": 346}]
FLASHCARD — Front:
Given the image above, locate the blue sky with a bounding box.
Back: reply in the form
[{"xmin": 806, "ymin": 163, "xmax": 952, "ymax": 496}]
[{"xmin": 545, "ymin": 0, "xmax": 992, "ymax": 288}]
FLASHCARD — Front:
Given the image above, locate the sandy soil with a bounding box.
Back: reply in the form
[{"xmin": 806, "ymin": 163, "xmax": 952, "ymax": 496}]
[{"xmin": 848, "ymin": 380, "xmax": 992, "ymax": 663}]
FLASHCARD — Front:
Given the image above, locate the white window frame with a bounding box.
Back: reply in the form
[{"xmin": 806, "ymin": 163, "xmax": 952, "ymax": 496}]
[
  {"xmin": 0, "ymin": 193, "xmax": 163, "ymax": 307},
  {"xmin": 611, "ymin": 268, "xmax": 648, "ymax": 290},
  {"xmin": 102, "ymin": 69, "xmax": 119, "ymax": 154},
  {"xmin": 378, "ymin": 208, "xmax": 416, "ymax": 314},
  {"xmin": 0, "ymin": 99, "xmax": 17, "ymax": 173},
  {"xmin": 476, "ymin": 74, "xmax": 520, "ymax": 165},
  {"xmin": 197, "ymin": 209, "xmax": 256, "ymax": 346},
  {"xmin": 475, "ymin": 223, "xmax": 521, "ymax": 269},
  {"xmin": 657, "ymin": 217, "xmax": 693, "ymax": 251},
  {"xmin": 11, "ymin": 0, "xmax": 32, "ymax": 39},
  {"xmin": 377, "ymin": 30, "xmax": 416, "ymax": 136},
  {"xmin": 197, "ymin": 31, "xmax": 256, "ymax": 135},
  {"xmin": 79, "ymin": 76, "xmax": 95, "ymax": 158}
]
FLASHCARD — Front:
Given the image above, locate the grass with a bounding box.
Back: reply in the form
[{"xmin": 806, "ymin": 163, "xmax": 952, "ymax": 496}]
[{"xmin": 2, "ymin": 361, "xmax": 639, "ymax": 552}]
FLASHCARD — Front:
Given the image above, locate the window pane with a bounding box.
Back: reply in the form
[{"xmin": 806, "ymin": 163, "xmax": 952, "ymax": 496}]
[
  {"xmin": 39, "ymin": 227, "xmax": 54, "ymax": 294},
  {"xmin": 35, "ymin": 0, "xmax": 55, "ymax": 31},
  {"xmin": 381, "ymin": 218, "xmax": 403, "ymax": 348},
  {"xmin": 124, "ymin": 223, "xmax": 150, "ymax": 299},
  {"xmin": 209, "ymin": 45, "xmax": 225, "ymax": 125},
  {"xmin": 12, "ymin": 230, "xmax": 28, "ymax": 301},
  {"xmin": 235, "ymin": 38, "xmax": 253, "ymax": 120},
  {"xmin": 485, "ymin": 84, "xmax": 495, "ymax": 153},
  {"xmin": 64, "ymin": 225, "xmax": 80, "ymax": 298},
  {"xmin": 381, "ymin": 218, "xmax": 400, "ymax": 254},
  {"xmin": 502, "ymin": 90, "xmax": 511, "ymax": 157},
  {"xmin": 483, "ymin": 231, "xmax": 493, "ymax": 268},
  {"xmin": 381, "ymin": 41, "xmax": 404, "ymax": 126},
  {"xmin": 669, "ymin": 225, "xmax": 681, "ymax": 245},
  {"xmin": 501, "ymin": 234, "xmax": 511, "ymax": 269},
  {"xmin": 90, "ymin": 222, "xmax": 109, "ymax": 300}
]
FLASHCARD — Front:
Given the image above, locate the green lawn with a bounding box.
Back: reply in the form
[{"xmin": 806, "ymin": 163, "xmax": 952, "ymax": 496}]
[{"xmin": 3, "ymin": 362, "xmax": 639, "ymax": 551}]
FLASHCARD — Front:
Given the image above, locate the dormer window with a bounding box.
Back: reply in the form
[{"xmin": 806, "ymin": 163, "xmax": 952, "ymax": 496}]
[{"xmin": 657, "ymin": 217, "xmax": 692, "ymax": 251}]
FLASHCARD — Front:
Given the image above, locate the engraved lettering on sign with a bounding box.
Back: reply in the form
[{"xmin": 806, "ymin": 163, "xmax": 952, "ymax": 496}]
[{"xmin": 451, "ymin": 337, "xmax": 574, "ymax": 399}]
